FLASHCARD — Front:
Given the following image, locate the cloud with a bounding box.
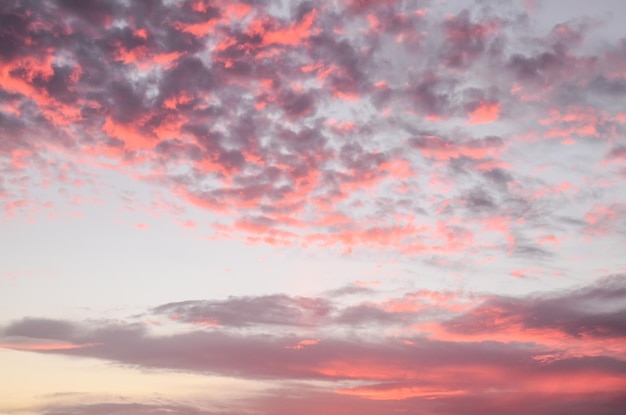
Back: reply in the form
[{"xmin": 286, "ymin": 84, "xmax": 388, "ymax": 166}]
[
  {"xmin": 32, "ymin": 384, "xmax": 626, "ymax": 415},
  {"xmin": 444, "ymin": 275, "xmax": 626, "ymax": 337},
  {"xmin": 3, "ymin": 277, "xmax": 626, "ymax": 412},
  {"xmin": 41, "ymin": 402, "xmax": 214, "ymax": 415},
  {"xmin": 2, "ymin": 1, "xmax": 626, "ymax": 413},
  {"xmin": 0, "ymin": 316, "xmax": 579, "ymax": 380},
  {"xmin": 4, "ymin": 277, "xmax": 626, "ymax": 382},
  {"xmin": 440, "ymin": 9, "xmax": 498, "ymax": 69},
  {"xmin": 153, "ymin": 294, "xmax": 334, "ymax": 327},
  {"xmin": 0, "ymin": 0, "xmax": 625, "ymax": 264}
]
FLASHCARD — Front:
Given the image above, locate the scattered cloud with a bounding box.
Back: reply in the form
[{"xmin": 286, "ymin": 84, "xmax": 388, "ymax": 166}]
[{"xmin": 1, "ymin": 0, "xmax": 623, "ymax": 260}]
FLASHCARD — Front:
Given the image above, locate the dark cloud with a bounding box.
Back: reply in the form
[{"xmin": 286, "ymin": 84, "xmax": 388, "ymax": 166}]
[
  {"xmin": 345, "ymin": 0, "xmax": 397, "ymax": 14},
  {"xmin": 42, "ymin": 402, "xmax": 214, "ymax": 415},
  {"xmin": 3, "ymin": 317, "xmax": 76, "ymax": 339},
  {"xmin": 511, "ymin": 242, "xmax": 554, "ymax": 259},
  {"xmin": 159, "ymin": 57, "xmax": 217, "ymax": 102},
  {"xmin": 463, "ymin": 188, "xmax": 496, "ymax": 213},
  {"xmin": 324, "ymin": 284, "xmax": 376, "ymax": 298},
  {"xmin": 37, "ymin": 390, "xmax": 626, "ymax": 415},
  {"xmin": 443, "ymin": 274, "xmax": 626, "ymax": 339},
  {"xmin": 278, "ymin": 89, "xmax": 317, "ymax": 120},
  {"xmin": 406, "ymin": 71, "xmax": 453, "ymax": 117},
  {"xmin": 0, "ymin": 316, "xmax": 583, "ymax": 380},
  {"xmin": 441, "ymin": 10, "xmax": 492, "ymax": 68},
  {"xmin": 0, "ymin": 6, "xmax": 38, "ymax": 61},
  {"xmin": 482, "ymin": 168, "xmax": 513, "ymax": 188},
  {"xmin": 607, "ymin": 146, "xmax": 626, "ymax": 160},
  {"xmin": 54, "ymin": 0, "xmax": 115, "ymax": 26},
  {"xmin": 333, "ymin": 304, "xmax": 406, "ymax": 325},
  {"xmin": 153, "ymin": 294, "xmax": 333, "ymax": 327},
  {"xmin": 3, "ymin": 277, "xmax": 626, "ymax": 412}
]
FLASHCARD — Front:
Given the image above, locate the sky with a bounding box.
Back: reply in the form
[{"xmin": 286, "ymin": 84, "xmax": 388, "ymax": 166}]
[{"xmin": 1, "ymin": 0, "xmax": 626, "ymax": 414}]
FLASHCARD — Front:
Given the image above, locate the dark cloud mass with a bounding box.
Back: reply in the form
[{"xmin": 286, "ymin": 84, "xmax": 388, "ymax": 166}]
[
  {"xmin": 3, "ymin": 276, "xmax": 626, "ymax": 413},
  {"xmin": 443, "ymin": 274, "xmax": 626, "ymax": 338}
]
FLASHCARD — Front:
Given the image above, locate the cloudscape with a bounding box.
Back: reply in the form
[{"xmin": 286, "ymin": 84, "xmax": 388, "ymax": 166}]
[{"xmin": 1, "ymin": 0, "xmax": 625, "ymax": 414}]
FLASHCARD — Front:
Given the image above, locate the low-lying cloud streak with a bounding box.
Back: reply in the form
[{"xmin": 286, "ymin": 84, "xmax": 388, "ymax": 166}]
[{"xmin": 3, "ymin": 276, "xmax": 626, "ymax": 412}]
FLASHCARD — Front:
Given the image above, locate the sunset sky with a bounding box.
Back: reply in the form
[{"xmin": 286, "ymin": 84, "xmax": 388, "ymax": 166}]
[{"xmin": 1, "ymin": 0, "xmax": 626, "ymax": 414}]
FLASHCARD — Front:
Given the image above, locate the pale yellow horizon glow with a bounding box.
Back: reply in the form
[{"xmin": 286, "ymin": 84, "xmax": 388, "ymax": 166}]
[{"xmin": 0, "ymin": 348, "xmax": 268, "ymax": 414}]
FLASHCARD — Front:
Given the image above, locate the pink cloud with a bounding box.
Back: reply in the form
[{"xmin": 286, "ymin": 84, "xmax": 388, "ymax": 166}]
[
  {"xmin": 468, "ymin": 101, "xmax": 500, "ymax": 124},
  {"xmin": 3, "ymin": 275, "xmax": 626, "ymax": 412},
  {"xmin": 0, "ymin": 0, "xmax": 624, "ymax": 275},
  {"xmin": 584, "ymin": 203, "xmax": 626, "ymax": 237},
  {"xmin": 0, "ymin": 340, "xmax": 98, "ymax": 351},
  {"xmin": 286, "ymin": 339, "xmax": 321, "ymax": 350},
  {"xmin": 247, "ymin": 9, "xmax": 318, "ymax": 47}
]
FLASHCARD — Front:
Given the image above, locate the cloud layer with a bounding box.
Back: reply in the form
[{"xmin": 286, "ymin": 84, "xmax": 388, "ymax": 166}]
[
  {"xmin": 1, "ymin": 0, "xmax": 624, "ymax": 264},
  {"xmin": 3, "ymin": 276, "xmax": 626, "ymax": 413}
]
